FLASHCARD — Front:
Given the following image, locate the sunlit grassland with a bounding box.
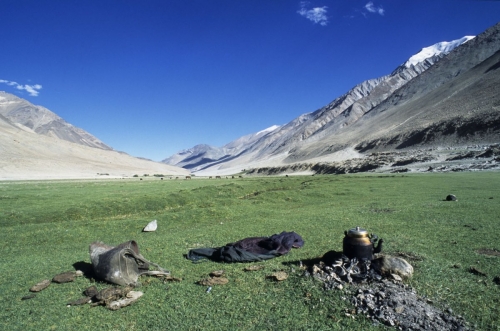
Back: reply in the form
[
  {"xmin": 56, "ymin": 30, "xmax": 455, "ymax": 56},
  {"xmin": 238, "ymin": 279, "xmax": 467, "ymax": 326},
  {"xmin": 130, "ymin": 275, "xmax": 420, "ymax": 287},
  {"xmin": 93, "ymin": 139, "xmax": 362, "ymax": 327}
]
[{"xmin": 0, "ymin": 173, "xmax": 499, "ymax": 330}]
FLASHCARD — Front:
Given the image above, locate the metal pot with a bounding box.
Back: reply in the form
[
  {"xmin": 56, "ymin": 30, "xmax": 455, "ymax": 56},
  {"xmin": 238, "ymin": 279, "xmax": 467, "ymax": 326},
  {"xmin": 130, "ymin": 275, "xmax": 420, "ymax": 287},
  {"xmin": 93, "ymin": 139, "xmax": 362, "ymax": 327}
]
[{"xmin": 342, "ymin": 226, "xmax": 383, "ymax": 260}]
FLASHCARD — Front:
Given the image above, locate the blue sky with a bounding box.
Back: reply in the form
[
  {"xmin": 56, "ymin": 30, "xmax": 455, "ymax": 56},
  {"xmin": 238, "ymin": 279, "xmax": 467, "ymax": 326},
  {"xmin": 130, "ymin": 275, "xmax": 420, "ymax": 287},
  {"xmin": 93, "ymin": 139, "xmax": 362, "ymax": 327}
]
[{"xmin": 1, "ymin": 1, "xmax": 499, "ymax": 161}]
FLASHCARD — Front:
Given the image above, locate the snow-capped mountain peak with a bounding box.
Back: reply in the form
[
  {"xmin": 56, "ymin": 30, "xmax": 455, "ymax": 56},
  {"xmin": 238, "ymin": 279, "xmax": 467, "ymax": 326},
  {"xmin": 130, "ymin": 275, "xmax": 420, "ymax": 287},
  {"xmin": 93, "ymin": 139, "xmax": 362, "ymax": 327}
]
[{"xmin": 405, "ymin": 36, "xmax": 475, "ymax": 68}]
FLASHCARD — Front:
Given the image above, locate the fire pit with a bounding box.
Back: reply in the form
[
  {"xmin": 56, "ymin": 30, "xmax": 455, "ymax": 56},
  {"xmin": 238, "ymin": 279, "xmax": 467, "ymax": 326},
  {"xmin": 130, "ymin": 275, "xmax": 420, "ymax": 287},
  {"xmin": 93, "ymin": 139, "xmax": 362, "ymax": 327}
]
[{"xmin": 303, "ymin": 227, "xmax": 471, "ymax": 330}]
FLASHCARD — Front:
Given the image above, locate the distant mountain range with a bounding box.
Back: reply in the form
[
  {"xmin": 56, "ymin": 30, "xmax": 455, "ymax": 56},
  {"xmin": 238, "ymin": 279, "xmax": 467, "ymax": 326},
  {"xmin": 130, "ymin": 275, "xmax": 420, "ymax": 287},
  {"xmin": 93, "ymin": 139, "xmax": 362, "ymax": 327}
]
[
  {"xmin": 162, "ymin": 23, "xmax": 499, "ymax": 175},
  {"xmin": 0, "ymin": 92, "xmax": 188, "ymax": 179}
]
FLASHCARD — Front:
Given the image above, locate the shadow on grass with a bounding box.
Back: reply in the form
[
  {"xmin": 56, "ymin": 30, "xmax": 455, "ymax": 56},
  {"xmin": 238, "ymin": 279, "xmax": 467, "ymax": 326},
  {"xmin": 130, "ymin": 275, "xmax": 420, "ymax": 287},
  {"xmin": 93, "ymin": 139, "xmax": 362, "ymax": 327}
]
[{"xmin": 72, "ymin": 261, "xmax": 95, "ymax": 279}]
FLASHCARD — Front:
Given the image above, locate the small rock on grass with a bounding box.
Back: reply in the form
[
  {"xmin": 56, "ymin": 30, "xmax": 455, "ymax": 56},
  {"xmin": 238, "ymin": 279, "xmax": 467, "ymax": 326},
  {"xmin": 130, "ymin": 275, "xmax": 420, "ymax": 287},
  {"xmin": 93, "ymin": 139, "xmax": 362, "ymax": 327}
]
[
  {"xmin": 210, "ymin": 270, "xmax": 225, "ymax": 277},
  {"xmin": 21, "ymin": 294, "xmax": 37, "ymax": 300},
  {"xmin": 160, "ymin": 275, "xmax": 182, "ymax": 282},
  {"xmin": 52, "ymin": 271, "xmax": 76, "ymax": 283},
  {"xmin": 244, "ymin": 265, "xmax": 264, "ymax": 271},
  {"xmin": 446, "ymin": 194, "xmax": 457, "ymax": 201},
  {"xmin": 372, "ymin": 255, "xmax": 413, "ymax": 279},
  {"xmin": 108, "ymin": 291, "xmax": 143, "ymax": 310},
  {"xmin": 67, "ymin": 296, "xmax": 92, "ymax": 306},
  {"xmin": 30, "ymin": 279, "xmax": 51, "ymax": 292},
  {"xmin": 95, "ymin": 286, "xmax": 133, "ymax": 304},
  {"xmin": 269, "ymin": 271, "xmax": 288, "ymax": 281},
  {"xmin": 143, "ymin": 219, "xmax": 157, "ymax": 232},
  {"xmin": 198, "ymin": 277, "xmax": 229, "ymax": 286},
  {"xmin": 469, "ymin": 266, "xmax": 487, "ymax": 277},
  {"xmin": 84, "ymin": 285, "xmax": 98, "ymax": 298}
]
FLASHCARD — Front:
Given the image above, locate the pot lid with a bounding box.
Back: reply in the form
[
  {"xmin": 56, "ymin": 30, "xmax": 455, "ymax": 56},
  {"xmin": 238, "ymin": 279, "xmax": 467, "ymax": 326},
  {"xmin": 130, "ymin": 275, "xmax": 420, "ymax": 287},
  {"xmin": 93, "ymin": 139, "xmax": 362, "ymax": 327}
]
[{"xmin": 346, "ymin": 226, "xmax": 369, "ymax": 238}]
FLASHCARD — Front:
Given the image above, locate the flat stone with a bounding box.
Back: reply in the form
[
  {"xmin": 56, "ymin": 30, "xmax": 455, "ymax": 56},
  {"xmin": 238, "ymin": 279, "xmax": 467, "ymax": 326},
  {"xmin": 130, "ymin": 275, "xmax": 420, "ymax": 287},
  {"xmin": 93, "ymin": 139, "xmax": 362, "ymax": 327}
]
[
  {"xmin": 270, "ymin": 271, "xmax": 288, "ymax": 281},
  {"xmin": 30, "ymin": 279, "xmax": 51, "ymax": 292},
  {"xmin": 391, "ymin": 274, "xmax": 403, "ymax": 282},
  {"xmin": 96, "ymin": 286, "xmax": 133, "ymax": 303},
  {"xmin": 108, "ymin": 291, "xmax": 143, "ymax": 310},
  {"xmin": 210, "ymin": 270, "xmax": 225, "ymax": 277},
  {"xmin": 67, "ymin": 296, "xmax": 92, "ymax": 306},
  {"xmin": 52, "ymin": 271, "xmax": 76, "ymax": 283},
  {"xmin": 21, "ymin": 294, "xmax": 37, "ymax": 300},
  {"xmin": 198, "ymin": 277, "xmax": 229, "ymax": 286},
  {"xmin": 244, "ymin": 265, "xmax": 264, "ymax": 271},
  {"xmin": 160, "ymin": 275, "xmax": 182, "ymax": 282}
]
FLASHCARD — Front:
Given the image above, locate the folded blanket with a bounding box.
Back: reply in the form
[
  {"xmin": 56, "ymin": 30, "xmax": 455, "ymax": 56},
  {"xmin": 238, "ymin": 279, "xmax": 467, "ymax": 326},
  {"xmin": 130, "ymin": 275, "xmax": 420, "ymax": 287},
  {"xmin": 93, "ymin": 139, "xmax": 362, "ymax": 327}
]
[{"xmin": 186, "ymin": 231, "xmax": 304, "ymax": 263}]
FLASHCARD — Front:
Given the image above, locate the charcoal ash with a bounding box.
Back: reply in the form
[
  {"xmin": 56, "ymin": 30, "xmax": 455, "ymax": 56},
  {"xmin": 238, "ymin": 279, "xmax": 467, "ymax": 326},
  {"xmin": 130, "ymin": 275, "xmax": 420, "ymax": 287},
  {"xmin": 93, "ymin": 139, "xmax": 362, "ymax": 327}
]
[{"xmin": 305, "ymin": 255, "xmax": 471, "ymax": 331}]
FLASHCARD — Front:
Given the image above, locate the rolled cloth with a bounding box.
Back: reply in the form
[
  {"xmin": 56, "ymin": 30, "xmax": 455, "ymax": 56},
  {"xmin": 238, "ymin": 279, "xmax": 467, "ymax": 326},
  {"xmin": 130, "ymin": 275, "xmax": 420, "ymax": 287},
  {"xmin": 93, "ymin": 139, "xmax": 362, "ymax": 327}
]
[{"xmin": 186, "ymin": 231, "xmax": 304, "ymax": 263}]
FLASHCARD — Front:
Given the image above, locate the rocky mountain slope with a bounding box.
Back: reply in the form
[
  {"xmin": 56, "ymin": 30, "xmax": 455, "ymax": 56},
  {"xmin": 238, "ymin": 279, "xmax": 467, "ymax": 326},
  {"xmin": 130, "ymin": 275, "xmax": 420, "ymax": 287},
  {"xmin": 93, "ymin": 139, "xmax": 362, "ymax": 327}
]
[
  {"xmin": 0, "ymin": 91, "xmax": 111, "ymax": 150},
  {"xmin": 0, "ymin": 112, "xmax": 189, "ymax": 180},
  {"xmin": 164, "ymin": 23, "xmax": 500, "ymax": 176}
]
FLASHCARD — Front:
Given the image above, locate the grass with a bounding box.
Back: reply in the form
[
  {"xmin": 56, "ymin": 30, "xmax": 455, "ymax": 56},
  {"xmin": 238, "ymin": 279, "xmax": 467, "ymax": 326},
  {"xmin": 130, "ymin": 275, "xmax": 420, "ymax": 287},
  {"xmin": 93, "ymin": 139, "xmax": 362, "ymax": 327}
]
[{"xmin": 0, "ymin": 173, "xmax": 499, "ymax": 330}]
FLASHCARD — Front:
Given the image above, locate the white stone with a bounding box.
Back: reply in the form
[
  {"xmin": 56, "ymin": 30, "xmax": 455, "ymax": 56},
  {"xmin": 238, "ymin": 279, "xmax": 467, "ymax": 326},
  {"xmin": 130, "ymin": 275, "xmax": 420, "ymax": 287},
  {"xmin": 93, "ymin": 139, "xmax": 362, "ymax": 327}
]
[{"xmin": 143, "ymin": 219, "xmax": 157, "ymax": 232}]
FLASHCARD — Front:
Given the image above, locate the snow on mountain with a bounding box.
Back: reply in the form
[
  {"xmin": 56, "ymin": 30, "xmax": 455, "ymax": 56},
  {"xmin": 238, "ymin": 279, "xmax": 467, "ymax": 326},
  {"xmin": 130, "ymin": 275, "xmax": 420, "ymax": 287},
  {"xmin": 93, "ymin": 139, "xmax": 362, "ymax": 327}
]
[
  {"xmin": 256, "ymin": 125, "xmax": 281, "ymax": 135},
  {"xmin": 223, "ymin": 125, "xmax": 281, "ymax": 151},
  {"xmin": 404, "ymin": 36, "xmax": 475, "ymax": 68}
]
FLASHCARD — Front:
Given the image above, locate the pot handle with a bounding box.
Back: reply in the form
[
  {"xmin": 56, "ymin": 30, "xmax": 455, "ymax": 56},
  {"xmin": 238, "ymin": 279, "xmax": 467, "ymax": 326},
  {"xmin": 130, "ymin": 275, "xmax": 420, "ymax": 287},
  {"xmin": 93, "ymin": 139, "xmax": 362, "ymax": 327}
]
[{"xmin": 370, "ymin": 234, "xmax": 379, "ymax": 244}]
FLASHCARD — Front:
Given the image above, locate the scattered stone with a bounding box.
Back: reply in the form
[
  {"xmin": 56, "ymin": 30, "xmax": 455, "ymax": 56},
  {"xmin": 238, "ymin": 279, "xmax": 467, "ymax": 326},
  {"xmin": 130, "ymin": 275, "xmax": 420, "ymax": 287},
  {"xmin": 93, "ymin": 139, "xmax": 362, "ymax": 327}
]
[
  {"xmin": 159, "ymin": 275, "xmax": 182, "ymax": 282},
  {"xmin": 475, "ymin": 248, "xmax": 500, "ymax": 257},
  {"xmin": 395, "ymin": 305, "xmax": 404, "ymax": 314},
  {"xmin": 84, "ymin": 285, "xmax": 98, "ymax": 298},
  {"xmin": 30, "ymin": 279, "xmax": 51, "ymax": 292},
  {"xmin": 446, "ymin": 194, "xmax": 457, "ymax": 201},
  {"xmin": 94, "ymin": 286, "xmax": 133, "ymax": 306},
  {"xmin": 244, "ymin": 265, "xmax": 265, "ymax": 271},
  {"xmin": 309, "ymin": 255, "xmax": 471, "ymax": 330},
  {"xmin": 75, "ymin": 270, "xmax": 84, "ymax": 277},
  {"xmin": 21, "ymin": 294, "xmax": 37, "ymax": 300},
  {"xmin": 446, "ymin": 151, "xmax": 479, "ymax": 161},
  {"xmin": 143, "ymin": 219, "xmax": 157, "ymax": 232},
  {"xmin": 469, "ymin": 266, "xmax": 487, "ymax": 277},
  {"xmin": 476, "ymin": 146, "xmax": 500, "ymax": 158},
  {"xmin": 371, "ymin": 255, "xmax": 414, "ymax": 279},
  {"xmin": 210, "ymin": 270, "xmax": 225, "ymax": 277},
  {"xmin": 67, "ymin": 296, "xmax": 92, "ymax": 306},
  {"xmin": 269, "ymin": 271, "xmax": 288, "ymax": 281},
  {"xmin": 52, "ymin": 271, "xmax": 76, "ymax": 283},
  {"xmin": 107, "ymin": 291, "xmax": 143, "ymax": 310},
  {"xmin": 390, "ymin": 274, "xmax": 403, "ymax": 282},
  {"xmin": 198, "ymin": 277, "xmax": 229, "ymax": 286}
]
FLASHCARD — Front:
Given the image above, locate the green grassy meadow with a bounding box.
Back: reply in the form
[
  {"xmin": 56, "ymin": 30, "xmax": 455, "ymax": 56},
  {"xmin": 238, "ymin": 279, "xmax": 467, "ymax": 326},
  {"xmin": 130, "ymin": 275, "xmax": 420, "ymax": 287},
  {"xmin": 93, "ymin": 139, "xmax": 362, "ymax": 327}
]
[{"xmin": 0, "ymin": 173, "xmax": 499, "ymax": 330}]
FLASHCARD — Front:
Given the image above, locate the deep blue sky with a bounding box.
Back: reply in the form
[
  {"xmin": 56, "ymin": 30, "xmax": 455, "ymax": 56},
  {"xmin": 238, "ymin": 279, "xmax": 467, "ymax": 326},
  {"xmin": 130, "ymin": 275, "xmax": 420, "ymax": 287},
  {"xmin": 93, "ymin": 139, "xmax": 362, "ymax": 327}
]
[{"xmin": 1, "ymin": 1, "xmax": 499, "ymax": 161}]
